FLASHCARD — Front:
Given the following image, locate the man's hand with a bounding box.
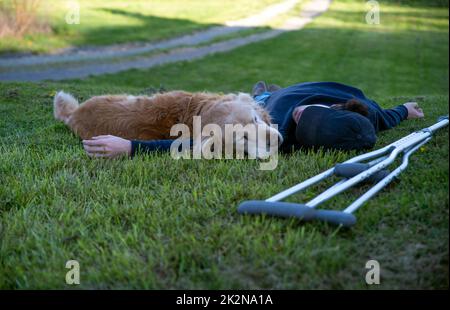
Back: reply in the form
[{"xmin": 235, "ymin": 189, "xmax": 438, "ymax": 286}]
[
  {"xmin": 83, "ymin": 135, "xmax": 131, "ymax": 158},
  {"xmin": 403, "ymin": 102, "xmax": 424, "ymax": 119}
]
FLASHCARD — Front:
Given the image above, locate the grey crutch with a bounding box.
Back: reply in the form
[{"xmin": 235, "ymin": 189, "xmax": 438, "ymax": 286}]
[{"xmin": 238, "ymin": 116, "xmax": 449, "ymax": 227}]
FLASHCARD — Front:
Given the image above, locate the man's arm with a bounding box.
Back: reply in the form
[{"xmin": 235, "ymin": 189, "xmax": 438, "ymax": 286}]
[
  {"xmin": 131, "ymin": 139, "xmax": 175, "ymax": 157},
  {"xmin": 82, "ymin": 135, "xmax": 181, "ymax": 158},
  {"xmin": 367, "ymin": 101, "xmax": 424, "ymax": 132}
]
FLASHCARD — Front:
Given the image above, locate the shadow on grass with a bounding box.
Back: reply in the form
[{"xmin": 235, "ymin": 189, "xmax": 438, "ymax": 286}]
[
  {"xmin": 380, "ymin": 0, "xmax": 449, "ymax": 8},
  {"xmin": 68, "ymin": 8, "xmax": 222, "ymax": 47},
  {"xmin": 72, "ymin": 21, "xmax": 448, "ymax": 98}
]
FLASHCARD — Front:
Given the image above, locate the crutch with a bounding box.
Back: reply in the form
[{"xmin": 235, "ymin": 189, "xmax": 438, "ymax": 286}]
[{"xmin": 238, "ymin": 116, "xmax": 449, "ymax": 227}]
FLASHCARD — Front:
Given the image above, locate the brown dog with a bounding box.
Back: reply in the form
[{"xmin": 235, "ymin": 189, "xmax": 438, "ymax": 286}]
[{"xmin": 53, "ymin": 90, "xmax": 282, "ymax": 158}]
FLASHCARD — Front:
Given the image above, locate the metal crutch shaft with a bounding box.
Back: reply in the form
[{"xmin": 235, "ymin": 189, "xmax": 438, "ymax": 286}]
[
  {"xmin": 238, "ymin": 116, "xmax": 449, "ymax": 227},
  {"xmin": 343, "ymin": 138, "xmax": 431, "ymax": 214}
]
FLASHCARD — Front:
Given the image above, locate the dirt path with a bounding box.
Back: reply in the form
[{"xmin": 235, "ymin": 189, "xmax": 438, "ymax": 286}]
[
  {"xmin": 0, "ymin": 0, "xmax": 300, "ymax": 68},
  {"xmin": 0, "ymin": 0, "xmax": 331, "ymax": 82}
]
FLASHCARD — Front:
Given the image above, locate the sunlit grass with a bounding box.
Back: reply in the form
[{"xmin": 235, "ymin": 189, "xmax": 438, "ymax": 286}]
[
  {"xmin": 0, "ymin": 0, "xmax": 448, "ymax": 289},
  {"xmin": 0, "ymin": 0, "xmax": 282, "ymax": 54},
  {"xmin": 313, "ymin": 0, "xmax": 449, "ymax": 32}
]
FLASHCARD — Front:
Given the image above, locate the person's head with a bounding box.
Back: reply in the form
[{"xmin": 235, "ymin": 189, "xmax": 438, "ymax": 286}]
[{"xmin": 293, "ymin": 100, "xmax": 376, "ymax": 151}]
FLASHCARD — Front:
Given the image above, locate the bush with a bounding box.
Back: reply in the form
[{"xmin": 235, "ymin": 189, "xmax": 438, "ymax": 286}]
[{"xmin": 0, "ymin": 0, "xmax": 50, "ymax": 38}]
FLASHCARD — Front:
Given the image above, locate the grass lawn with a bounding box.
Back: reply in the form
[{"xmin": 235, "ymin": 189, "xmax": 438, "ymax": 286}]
[
  {"xmin": 0, "ymin": 0, "xmax": 281, "ymax": 55},
  {"xmin": 0, "ymin": 0, "xmax": 448, "ymax": 289}
]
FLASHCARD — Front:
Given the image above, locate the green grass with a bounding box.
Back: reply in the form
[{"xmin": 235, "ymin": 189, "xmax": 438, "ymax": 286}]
[
  {"xmin": 0, "ymin": 0, "xmax": 281, "ymax": 55},
  {"xmin": 0, "ymin": 0, "xmax": 448, "ymax": 289}
]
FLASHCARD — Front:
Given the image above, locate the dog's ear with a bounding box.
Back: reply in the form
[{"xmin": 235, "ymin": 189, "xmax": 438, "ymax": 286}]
[
  {"xmin": 262, "ymin": 111, "xmax": 272, "ymax": 125},
  {"xmin": 256, "ymin": 107, "xmax": 272, "ymax": 125}
]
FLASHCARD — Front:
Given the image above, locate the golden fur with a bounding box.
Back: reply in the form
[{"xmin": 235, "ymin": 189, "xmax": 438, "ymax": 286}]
[{"xmin": 54, "ymin": 90, "xmax": 282, "ymax": 157}]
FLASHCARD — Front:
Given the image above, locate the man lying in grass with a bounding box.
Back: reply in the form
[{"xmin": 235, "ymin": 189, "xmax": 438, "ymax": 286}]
[{"xmin": 82, "ymin": 82, "xmax": 425, "ymax": 158}]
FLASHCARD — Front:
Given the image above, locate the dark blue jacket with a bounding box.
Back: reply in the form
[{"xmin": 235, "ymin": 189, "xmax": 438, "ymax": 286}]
[
  {"xmin": 263, "ymin": 82, "xmax": 408, "ymax": 151},
  {"xmin": 131, "ymin": 82, "xmax": 408, "ymax": 156}
]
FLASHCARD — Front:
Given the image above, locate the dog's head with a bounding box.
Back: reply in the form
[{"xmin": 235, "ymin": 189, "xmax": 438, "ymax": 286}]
[{"xmin": 198, "ymin": 93, "xmax": 283, "ymax": 159}]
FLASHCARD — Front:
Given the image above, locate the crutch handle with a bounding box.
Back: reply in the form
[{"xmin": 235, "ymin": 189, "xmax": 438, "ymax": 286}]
[
  {"xmin": 238, "ymin": 201, "xmax": 356, "ymax": 227},
  {"xmin": 334, "ymin": 163, "xmax": 390, "ymax": 183}
]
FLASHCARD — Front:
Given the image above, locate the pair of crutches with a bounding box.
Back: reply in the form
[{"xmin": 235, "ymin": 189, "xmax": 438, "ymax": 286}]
[{"xmin": 238, "ymin": 116, "xmax": 449, "ymax": 227}]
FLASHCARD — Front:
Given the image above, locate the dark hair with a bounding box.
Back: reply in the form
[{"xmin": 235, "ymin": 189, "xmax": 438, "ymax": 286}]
[
  {"xmin": 332, "ymin": 98, "xmax": 369, "ymax": 117},
  {"xmin": 295, "ymin": 106, "xmax": 377, "ymax": 151}
]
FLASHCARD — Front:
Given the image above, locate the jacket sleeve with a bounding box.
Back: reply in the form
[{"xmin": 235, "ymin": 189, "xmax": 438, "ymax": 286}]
[
  {"xmin": 131, "ymin": 139, "xmax": 194, "ymax": 157},
  {"xmin": 367, "ymin": 101, "xmax": 408, "ymax": 132},
  {"xmin": 131, "ymin": 139, "xmax": 174, "ymax": 157}
]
